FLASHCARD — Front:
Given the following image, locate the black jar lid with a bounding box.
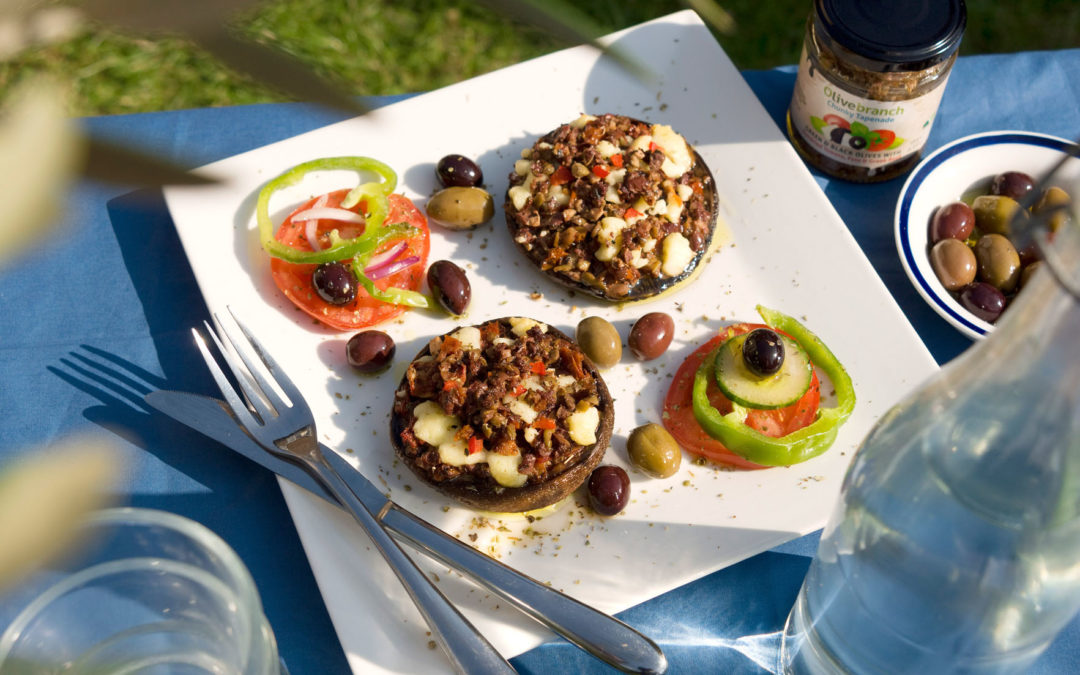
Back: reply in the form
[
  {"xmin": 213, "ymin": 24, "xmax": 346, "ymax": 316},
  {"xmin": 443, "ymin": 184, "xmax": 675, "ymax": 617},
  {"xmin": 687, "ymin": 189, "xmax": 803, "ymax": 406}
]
[{"xmin": 813, "ymin": 0, "xmax": 966, "ymax": 72}]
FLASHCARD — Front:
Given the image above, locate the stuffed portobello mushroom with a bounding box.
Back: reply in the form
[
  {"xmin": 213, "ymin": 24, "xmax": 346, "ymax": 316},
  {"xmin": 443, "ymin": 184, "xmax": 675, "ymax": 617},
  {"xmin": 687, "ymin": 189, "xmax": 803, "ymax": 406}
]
[
  {"xmin": 504, "ymin": 113, "xmax": 718, "ymax": 302},
  {"xmin": 391, "ymin": 317, "xmax": 614, "ymax": 513}
]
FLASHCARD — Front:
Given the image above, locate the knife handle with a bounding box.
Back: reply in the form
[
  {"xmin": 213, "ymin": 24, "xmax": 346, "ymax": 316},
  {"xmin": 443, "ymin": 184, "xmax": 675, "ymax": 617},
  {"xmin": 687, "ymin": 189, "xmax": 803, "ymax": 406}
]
[{"xmin": 380, "ymin": 504, "xmax": 667, "ymax": 675}]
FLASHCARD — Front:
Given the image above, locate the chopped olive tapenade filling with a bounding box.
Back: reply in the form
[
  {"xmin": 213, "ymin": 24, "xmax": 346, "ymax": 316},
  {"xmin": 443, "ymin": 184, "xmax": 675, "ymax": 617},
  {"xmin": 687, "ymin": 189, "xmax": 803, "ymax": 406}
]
[
  {"xmin": 504, "ymin": 113, "xmax": 716, "ymax": 301},
  {"xmin": 393, "ymin": 319, "xmax": 602, "ymax": 490}
]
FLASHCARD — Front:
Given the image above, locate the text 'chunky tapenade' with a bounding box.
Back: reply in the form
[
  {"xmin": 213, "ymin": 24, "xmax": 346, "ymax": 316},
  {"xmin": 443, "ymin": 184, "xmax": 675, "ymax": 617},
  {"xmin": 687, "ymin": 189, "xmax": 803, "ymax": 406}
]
[
  {"xmin": 504, "ymin": 113, "xmax": 718, "ymax": 302},
  {"xmin": 391, "ymin": 317, "xmax": 613, "ymax": 512}
]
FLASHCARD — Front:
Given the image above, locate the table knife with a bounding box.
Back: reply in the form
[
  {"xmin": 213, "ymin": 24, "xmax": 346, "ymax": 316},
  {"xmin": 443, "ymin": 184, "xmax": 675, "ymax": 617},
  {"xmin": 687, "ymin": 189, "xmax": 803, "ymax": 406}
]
[{"xmin": 144, "ymin": 389, "xmax": 667, "ymax": 675}]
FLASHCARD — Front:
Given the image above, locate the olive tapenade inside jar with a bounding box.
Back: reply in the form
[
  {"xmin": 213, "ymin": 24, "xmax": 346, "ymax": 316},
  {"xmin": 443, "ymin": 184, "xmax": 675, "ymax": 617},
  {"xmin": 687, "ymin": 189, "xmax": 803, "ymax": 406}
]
[
  {"xmin": 787, "ymin": 0, "xmax": 966, "ymax": 182},
  {"xmin": 391, "ymin": 317, "xmax": 614, "ymax": 513}
]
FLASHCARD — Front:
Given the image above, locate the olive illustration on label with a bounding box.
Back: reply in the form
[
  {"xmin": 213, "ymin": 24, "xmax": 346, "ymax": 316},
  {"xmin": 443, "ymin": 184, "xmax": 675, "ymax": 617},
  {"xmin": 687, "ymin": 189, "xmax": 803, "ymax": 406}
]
[{"xmin": 810, "ymin": 115, "xmax": 904, "ymax": 152}]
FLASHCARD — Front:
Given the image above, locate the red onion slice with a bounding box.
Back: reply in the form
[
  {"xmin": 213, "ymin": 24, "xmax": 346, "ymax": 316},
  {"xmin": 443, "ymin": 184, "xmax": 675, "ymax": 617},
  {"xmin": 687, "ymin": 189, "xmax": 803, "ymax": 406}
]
[
  {"xmin": 299, "ymin": 196, "xmax": 337, "ymax": 251},
  {"xmin": 366, "ymin": 255, "xmax": 420, "ymax": 280},
  {"xmin": 292, "ymin": 206, "xmax": 366, "ymax": 224},
  {"xmin": 363, "ymin": 241, "xmax": 408, "ymax": 273},
  {"xmin": 304, "ymin": 219, "xmax": 321, "ymax": 251}
]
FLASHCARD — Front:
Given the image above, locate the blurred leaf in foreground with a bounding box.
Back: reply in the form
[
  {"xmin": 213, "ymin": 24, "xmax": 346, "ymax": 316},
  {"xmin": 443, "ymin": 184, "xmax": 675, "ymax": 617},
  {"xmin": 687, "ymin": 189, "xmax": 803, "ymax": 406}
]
[
  {"xmin": 0, "ymin": 438, "xmax": 119, "ymax": 593},
  {"xmin": 0, "ymin": 80, "xmax": 82, "ymax": 268}
]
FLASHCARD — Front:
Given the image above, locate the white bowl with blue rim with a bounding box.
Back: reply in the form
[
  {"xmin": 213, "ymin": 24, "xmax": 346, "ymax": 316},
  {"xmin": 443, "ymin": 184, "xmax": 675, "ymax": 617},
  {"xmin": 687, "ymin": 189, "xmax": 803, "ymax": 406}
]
[{"xmin": 894, "ymin": 130, "xmax": 1079, "ymax": 340}]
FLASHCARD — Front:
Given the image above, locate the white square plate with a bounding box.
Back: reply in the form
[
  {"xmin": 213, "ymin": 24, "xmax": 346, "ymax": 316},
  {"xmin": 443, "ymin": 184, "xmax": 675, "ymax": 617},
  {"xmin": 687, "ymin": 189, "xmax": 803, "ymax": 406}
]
[{"xmin": 164, "ymin": 11, "xmax": 938, "ymax": 673}]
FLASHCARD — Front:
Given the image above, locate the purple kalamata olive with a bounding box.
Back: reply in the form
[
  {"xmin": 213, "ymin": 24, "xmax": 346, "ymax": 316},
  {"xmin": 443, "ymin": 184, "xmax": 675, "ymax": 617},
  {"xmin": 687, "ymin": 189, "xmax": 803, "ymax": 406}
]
[
  {"xmin": 628, "ymin": 312, "xmax": 674, "ymax": 361},
  {"xmin": 587, "ymin": 465, "xmax": 630, "ymax": 516},
  {"xmin": 346, "ymin": 330, "xmax": 395, "ymax": 374}
]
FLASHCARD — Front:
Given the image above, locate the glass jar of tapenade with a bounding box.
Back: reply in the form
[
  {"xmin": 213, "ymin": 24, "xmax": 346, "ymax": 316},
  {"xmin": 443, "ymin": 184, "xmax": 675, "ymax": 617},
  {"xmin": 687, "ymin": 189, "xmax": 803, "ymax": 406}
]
[{"xmin": 787, "ymin": 0, "xmax": 966, "ymax": 182}]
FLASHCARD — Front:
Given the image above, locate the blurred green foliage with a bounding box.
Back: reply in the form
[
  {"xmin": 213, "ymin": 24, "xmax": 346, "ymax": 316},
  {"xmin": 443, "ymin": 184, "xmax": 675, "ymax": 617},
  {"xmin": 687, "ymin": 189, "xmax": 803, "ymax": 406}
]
[{"xmin": 1, "ymin": 0, "xmax": 1077, "ymax": 116}]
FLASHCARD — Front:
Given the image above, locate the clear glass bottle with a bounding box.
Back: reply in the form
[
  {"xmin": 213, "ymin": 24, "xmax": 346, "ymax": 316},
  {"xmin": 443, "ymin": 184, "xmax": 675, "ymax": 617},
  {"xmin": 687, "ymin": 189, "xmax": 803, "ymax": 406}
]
[{"xmin": 780, "ymin": 178, "xmax": 1080, "ymax": 672}]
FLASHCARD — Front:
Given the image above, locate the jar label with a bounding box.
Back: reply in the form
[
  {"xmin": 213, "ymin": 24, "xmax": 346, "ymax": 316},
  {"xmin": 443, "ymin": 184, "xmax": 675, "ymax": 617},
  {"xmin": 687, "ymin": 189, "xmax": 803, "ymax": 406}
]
[{"xmin": 788, "ymin": 47, "xmax": 949, "ymax": 169}]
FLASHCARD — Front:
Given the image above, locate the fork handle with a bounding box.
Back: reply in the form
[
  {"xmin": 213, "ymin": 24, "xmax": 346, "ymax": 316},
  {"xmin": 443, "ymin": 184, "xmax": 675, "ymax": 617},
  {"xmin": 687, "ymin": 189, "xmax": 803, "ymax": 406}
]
[{"xmin": 307, "ymin": 455, "xmax": 517, "ymax": 675}]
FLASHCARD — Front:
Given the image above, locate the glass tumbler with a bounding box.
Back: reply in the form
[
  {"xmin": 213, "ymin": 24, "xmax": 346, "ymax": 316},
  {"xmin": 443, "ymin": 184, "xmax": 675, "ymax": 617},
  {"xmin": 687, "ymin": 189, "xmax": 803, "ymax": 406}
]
[{"xmin": 0, "ymin": 508, "xmax": 281, "ymax": 674}]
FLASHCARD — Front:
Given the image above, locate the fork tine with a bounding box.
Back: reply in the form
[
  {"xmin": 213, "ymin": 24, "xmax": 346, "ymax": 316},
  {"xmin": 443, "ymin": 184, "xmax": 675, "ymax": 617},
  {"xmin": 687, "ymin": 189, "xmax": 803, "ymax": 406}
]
[
  {"xmin": 225, "ymin": 307, "xmax": 310, "ymax": 416},
  {"xmin": 202, "ymin": 318, "xmax": 279, "ymax": 424},
  {"xmin": 191, "ymin": 327, "xmax": 263, "ymax": 431}
]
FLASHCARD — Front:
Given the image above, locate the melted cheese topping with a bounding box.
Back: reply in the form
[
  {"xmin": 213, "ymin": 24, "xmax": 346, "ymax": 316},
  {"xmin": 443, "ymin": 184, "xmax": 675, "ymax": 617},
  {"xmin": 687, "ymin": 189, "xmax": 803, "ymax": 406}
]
[
  {"xmin": 487, "ymin": 453, "xmax": 528, "ymax": 488},
  {"xmin": 412, "ymin": 401, "xmax": 460, "ymax": 447},
  {"xmin": 661, "ymin": 232, "xmax": 694, "ymax": 276},
  {"xmin": 509, "ymin": 317, "xmax": 548, "ymax": 336},
  {"xmin": 567, "ymin": 403, "xmax": 599, "ymax": 445},
  {"xmin": 594, "ymin": 216, "xmax": 627, "ymax": 262},
  {"xmin": 651, "ymin": 123, "xmax": 693, "ymax": 178},
  {"xmin": 451, "ymin": 326, "xmax": 482, "ymax": 350}
]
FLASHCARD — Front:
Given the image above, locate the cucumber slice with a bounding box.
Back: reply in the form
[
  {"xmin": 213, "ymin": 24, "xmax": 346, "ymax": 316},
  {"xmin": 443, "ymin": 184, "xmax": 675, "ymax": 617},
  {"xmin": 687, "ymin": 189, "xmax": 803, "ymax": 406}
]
[{"xmin": 714, "ymin": 333, "xmax": 812, "ymax": 409}]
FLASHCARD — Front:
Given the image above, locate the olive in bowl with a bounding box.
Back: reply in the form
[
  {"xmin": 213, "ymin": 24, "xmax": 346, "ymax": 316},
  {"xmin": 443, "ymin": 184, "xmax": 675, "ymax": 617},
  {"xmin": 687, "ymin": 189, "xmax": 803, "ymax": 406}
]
[
  {"xmin": 923, "ymin": 168, "xmax": 1072, "ymax": 327},
  {"xmin": 896, "ymin": 131, "xmax": 1079, "ymax": 340}
]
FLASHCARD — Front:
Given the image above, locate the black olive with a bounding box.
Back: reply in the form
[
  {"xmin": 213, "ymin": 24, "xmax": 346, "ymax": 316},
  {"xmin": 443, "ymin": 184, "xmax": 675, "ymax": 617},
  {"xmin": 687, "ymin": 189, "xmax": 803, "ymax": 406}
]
[
  {"xmin": 990, "ymin": 171, "xmax": 1037, "ymax": 202},
  {"xmin": 742, "ymin": 328, "xmax": 784, "ymax": 376},
  {"xmin": 426, "ymin": 260, "xmax": 471, "ymax": 316},
  {"xmin": 628, "ymin": 312, "xmax": 674, "ymax": 361},
  {"xmin": 587, "ymin": 465, "xmax": 630, "ymax": 516},
  {"xmin": 436, "ymin": 155, "xmax": 483, "ymax": 188},
  {"xmin": 930, "ymin": 202, "xmax": 976, "ymax": 243},
  {"xmin": 346, "ymin": 331, "xmax": 395, "ymax": 374},
  {"xmin": 960, "ymin": 282, "xmax": 1006, "ymax": 323},
  {"xmin": 312, "ymin": 262, "xmax": 357, "ymax": 305}
]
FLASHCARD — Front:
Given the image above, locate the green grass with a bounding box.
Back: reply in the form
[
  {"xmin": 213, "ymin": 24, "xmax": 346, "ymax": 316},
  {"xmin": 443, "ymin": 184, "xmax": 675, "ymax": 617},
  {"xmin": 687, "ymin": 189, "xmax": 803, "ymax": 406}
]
[{"xmin": 1, "ymin": 0, "xmax": 1076, "ymax": 117}]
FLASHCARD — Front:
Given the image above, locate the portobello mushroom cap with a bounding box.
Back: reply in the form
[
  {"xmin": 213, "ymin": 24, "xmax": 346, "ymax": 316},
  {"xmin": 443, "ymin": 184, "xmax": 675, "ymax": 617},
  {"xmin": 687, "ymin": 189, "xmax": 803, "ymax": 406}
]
[
  {"xmin": 504, "ymin": 113, "xmax": 718, "ymax": 302},
  {"xmin": 390, "ymin": 318, "xmax": 614, "ymax": 513}
]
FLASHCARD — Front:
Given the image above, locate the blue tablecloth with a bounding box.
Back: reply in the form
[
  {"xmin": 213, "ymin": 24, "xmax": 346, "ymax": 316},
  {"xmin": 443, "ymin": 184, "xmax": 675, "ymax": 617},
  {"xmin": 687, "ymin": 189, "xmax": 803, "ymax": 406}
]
[{"xmin": 2, "ymin": 48, "xmax": 1079, "ymax": 674}]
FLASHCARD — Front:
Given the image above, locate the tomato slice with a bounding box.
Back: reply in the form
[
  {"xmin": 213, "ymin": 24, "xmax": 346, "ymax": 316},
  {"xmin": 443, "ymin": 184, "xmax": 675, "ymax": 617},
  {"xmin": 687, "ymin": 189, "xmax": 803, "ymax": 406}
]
[
  {"xmin": 270, "ymin": 190, "xmax": 430, "ymax": 331},
  {"xmin": 662, "ymin": 323, "xmax": 821, "ymax": 470}
]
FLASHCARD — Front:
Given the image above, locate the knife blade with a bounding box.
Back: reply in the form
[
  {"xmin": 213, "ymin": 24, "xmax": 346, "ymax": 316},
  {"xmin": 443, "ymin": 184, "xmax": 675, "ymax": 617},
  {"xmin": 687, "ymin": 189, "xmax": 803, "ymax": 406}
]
[
  {"xmin": 144, "ymin": 390, "xmax": 332, "ymax": 501},
  {"xmin": 145, "ymin": 389, "xmax": 667, "ymax": 675}
]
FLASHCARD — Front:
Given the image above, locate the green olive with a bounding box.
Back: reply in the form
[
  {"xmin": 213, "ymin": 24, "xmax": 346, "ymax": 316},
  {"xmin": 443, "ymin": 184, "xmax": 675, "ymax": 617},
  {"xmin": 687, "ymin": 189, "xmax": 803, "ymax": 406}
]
[
  {"xmin": 929, "ymin": 238, "xmax": 976, "ymax": 291},
  {"xmin": 1033, "ymin": 186, "xmax": 1072, "ymax": 232},
  {"xmin": 626, "ymin": 423, "xmax": 681, "ymax": 479},
  {"xmin": 972, "ymin": 194, "xmax": 1027, "ymax": 236},
  {"xmin": 425, "ymin": 186, "xmax": 494, "ymax": 230},
  {"xmin": 576, "ymin": 316, "xmax": 622, "ymax": 369},
  {"xmin": 973, "ymin": 233, "xmax": 1021, "ymax": 293}
]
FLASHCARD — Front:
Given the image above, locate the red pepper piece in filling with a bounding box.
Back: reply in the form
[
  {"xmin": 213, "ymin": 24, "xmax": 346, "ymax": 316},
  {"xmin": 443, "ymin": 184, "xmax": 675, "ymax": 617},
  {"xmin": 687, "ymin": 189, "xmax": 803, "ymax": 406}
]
[
  {"xmin": 610, "ymin": 154, "xmax": 624, "ymax": 168},
  {"xmin": 550, "ymin": 165, "xmax": 572, "ymax": 186},
  {"xmin": 592, "ymin": 165, "xmax": 610, "ymax": 178},
  {"xmin": 530, "ymin": 361, "xmax": 547, "ymax": 376},
  {"xmin": 467, "ymin": 436, "xmax": 483, "ymax": 455},
  {"xmin": 533, "ymin": 417, "xmax": 556, "ymax": 431}
]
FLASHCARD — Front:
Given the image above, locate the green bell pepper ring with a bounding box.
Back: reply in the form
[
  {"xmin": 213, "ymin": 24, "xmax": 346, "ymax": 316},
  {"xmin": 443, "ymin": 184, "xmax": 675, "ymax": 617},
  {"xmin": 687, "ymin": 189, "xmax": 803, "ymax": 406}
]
[
  {"xmin": 255, "ymin": 156, "xmax": 398, "ymax": 265},
  {"xmin": 256, "ymin": 156, "xmax": 430, "ymax": 309},
  {"xmin": 691, "ymin": 305, "xmax": 855, "ymax": 466}
]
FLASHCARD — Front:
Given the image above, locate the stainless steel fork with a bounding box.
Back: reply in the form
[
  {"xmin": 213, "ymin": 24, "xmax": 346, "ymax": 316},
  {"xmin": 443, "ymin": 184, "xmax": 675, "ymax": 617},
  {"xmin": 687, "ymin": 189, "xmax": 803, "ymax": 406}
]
[{"xmin": 193, "ymin": 309, "xmax": 516, "ymax": 675}]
